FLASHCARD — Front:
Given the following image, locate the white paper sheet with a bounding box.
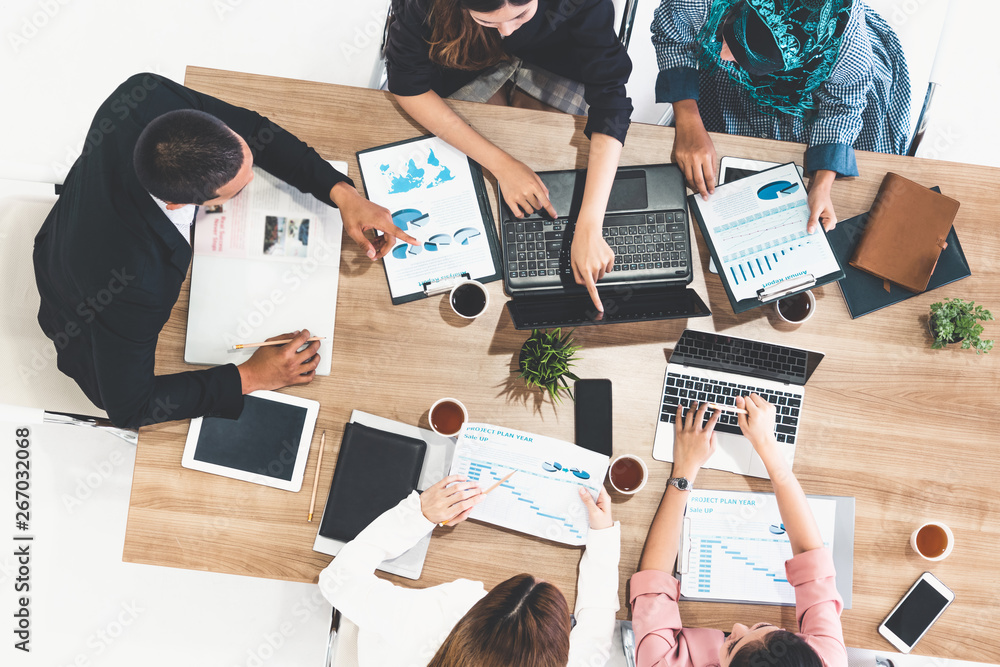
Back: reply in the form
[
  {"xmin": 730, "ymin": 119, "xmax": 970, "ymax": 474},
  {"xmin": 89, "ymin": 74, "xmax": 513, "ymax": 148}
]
[
  {"xmin": 357, "ymin": 137, "xmax": 497, "ymax": 299},
  {"xmin": 184, "ymin": 162, "xmax": 345, "ymax": 375},
  {"xmin": 680, "ymin": 489, "xmax": 837, "ymax": 605},
  {"xmin": 698, "ymin": 163, "xmax": 840, "ymax": 301},
  {"xmin": 448, "ymin": 423, "xmax": 610, "ymax": 546}
]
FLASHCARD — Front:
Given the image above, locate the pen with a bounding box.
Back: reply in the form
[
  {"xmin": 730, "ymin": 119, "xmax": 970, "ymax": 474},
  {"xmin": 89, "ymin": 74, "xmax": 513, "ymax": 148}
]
[
  {"xmin": 233, "ymin": 336, "xmax": 326, "ymax": 350},
  {"xmin": 440, "ymin": 470, "xmax": 516, "ymax": 526},
  {"xmin": 307, "ymin": 431, "xmax": 326, "ymax": 522},
  {"xmin": 707, "ymin": 402, "xmax": 749, "ymax": 415}
]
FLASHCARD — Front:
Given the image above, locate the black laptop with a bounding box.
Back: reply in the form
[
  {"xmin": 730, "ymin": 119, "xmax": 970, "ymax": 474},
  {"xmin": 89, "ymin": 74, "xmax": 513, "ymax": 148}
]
[{"xmin": 499, "ymin": 164, "xmax": 710, "ymax": 329}]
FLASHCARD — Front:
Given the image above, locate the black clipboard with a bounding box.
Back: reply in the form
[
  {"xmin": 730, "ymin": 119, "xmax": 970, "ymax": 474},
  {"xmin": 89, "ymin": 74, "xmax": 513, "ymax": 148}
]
[
  {"xmin": 356, "ymin": 135, "xmax": 503, "ymax": 305},
  {"xmin": 687, "ymin": 163, "xmax": 844, "ymax": 313}
]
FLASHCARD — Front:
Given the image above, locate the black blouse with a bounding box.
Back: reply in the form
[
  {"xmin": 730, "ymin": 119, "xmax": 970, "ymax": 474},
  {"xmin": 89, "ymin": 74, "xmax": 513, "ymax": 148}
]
[{"xmin": 386, "ymin": 0, "xmax": 633, "ymax": 143}]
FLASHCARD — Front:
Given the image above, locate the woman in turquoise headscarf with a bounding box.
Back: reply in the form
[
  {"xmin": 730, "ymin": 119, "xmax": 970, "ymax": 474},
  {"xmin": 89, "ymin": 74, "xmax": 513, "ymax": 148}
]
[{"xmin": 652, "ymin": 0, "xmax": 910, "ymax": 232}]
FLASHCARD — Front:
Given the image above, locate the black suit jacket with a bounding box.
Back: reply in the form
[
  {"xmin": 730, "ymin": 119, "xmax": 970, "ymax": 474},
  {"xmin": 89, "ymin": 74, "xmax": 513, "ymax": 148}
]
[{"xmin": 33, "ymin": 73, "xmax": 352, "ymax": 428}]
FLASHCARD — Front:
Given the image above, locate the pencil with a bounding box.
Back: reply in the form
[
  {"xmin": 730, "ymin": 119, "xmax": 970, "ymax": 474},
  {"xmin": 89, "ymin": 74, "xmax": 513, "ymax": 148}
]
[
  {"xmin": 233, "ymin": 336, "xmax": 326, "ymax": 350},
  {"xmin": 440, "ymin": 470, "xmax": 517, "ymax": 526},
  {"xmin": 307, "ymin": 430, "xmax": 326, "ymax": 522},
  {"xmin": 707, "ymin": 402, "xmax": 749, "ymax": 415}
]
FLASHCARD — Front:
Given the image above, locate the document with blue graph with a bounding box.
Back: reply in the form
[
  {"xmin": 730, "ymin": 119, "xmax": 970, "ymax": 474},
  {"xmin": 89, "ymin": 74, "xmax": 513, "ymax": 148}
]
[
  {"xmin": 449, "ymin": 423, "xmax": 610, "ymax": 546},
  {"xmin": 678, "ymin": 489, "xmax": 840, "ymax": 606},
  {"xmin": 690, "ymin": 162, "xmax": 843, "ymax": 311}
]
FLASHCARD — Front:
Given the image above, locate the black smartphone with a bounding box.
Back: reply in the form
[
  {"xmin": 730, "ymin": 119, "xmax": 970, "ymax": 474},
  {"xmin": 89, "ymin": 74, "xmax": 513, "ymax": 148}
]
[
  {"xmin": 574, "ymin": 379, "xmax": 612, "ymax": 457},
  {"xmin": 878, "ymin": 572, "xmax": 955, "ymax": 653}
]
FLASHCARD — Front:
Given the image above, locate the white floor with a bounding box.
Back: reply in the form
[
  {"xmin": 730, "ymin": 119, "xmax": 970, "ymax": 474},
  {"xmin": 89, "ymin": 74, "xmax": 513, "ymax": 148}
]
[{"xmin": 1, "ymin": 0, "xmax": 999, "ymax": 665}]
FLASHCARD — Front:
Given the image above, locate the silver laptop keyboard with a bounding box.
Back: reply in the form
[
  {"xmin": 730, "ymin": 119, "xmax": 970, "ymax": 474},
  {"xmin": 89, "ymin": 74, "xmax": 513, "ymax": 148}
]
[{"xmin": 660, "ymin": 372, "xmax": 802, "ymax": 444}]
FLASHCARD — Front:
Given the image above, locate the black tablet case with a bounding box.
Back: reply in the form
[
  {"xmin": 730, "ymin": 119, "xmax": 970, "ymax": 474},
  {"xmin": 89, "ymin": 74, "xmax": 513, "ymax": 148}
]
[
  {"xmin": 826, "ymin": 188, "xmax": 971, "ymax": 319},
  {"xmin": 194, "ymin": 395, "xmax": 308, "ymax": 482},
  {"xmin": 318, "ymin": 422, "xmax": 427, "ymax": 542}
]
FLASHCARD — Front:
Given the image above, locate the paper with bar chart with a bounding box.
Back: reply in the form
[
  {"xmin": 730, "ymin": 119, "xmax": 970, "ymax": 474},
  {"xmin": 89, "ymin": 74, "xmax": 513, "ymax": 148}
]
[
  {"xmin": 698, "ymin": 163, "xmax": 841, "ymax": 301},
  {"xmin": 449, "ymin": 423, "xmax": 609, "ymax": 546},
  {"xmin": 679, "ymin": 489, "xmax": 837, "ymax": 605}
]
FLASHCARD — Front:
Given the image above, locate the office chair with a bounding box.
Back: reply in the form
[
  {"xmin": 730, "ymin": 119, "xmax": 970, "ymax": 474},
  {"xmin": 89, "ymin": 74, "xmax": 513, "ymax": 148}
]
[{"xmin": 0, "ymin": 187, "xmax": 136, "ymax": 444}]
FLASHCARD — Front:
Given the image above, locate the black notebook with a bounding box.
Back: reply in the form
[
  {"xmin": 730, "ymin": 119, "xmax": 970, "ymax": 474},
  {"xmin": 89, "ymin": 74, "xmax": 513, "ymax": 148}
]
[
  {"xmin": 318, "ymin": 422, "xmax": 427, "ymax": 543},
  {"xmin": 826, "ymin": 189, "xmax": 971, "ymax": 319}
]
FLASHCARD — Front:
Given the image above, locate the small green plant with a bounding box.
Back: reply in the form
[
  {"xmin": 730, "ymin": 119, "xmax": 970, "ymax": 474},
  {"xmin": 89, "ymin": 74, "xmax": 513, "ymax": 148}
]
[
  {"xmin": 929, "ymin": 298, "xmax": 994, "ymax": 354},
  {"xmin": 517, "ymin": 328, "xmax": 581, "ymax": 402}
]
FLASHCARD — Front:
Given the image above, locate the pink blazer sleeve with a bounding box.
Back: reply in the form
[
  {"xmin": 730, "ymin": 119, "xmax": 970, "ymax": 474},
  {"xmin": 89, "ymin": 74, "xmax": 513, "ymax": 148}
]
[
  {"xmin": 786, "ymin": 548, "xmax": 848, "ymax": 667},
  {"xmin": 629, "ymin": 570, "xmax": 725, "ymax": 667}
]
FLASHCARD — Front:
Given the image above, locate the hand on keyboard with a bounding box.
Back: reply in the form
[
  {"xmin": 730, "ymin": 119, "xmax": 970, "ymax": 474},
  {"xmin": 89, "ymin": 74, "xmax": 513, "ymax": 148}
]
[
  {"xmin": 496, "ymin": 158, "xmax": 557, "ymax": 219},
  {"xmin": 570, "ymin": 222, "xmax": 615, "ymax": 313},
  {"xmin": 672, "ymin": 402, "xmax": 720, "ymax": 479},
  {"xmin": 735, "ymin": 394, "xmax": 779, "ymax": 455}
]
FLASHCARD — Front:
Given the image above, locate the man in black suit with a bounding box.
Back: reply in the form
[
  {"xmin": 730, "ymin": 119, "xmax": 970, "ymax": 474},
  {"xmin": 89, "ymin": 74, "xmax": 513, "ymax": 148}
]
[{"xmin": 33, "ymin": 73, "xmax": 416, "ymax": 428}]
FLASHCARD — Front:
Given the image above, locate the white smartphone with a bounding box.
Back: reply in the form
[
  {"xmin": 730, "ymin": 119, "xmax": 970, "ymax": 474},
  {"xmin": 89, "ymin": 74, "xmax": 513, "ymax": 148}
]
[{"xmin": 878, "ymin": 572, "xmax": 955, "ymax": 653}]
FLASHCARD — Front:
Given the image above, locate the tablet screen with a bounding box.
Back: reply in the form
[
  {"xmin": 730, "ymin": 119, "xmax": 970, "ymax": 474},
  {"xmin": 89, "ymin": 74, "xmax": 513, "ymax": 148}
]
[{"xmin": 194, "ymin": 395, "xmax": 307, "ymax": 482}]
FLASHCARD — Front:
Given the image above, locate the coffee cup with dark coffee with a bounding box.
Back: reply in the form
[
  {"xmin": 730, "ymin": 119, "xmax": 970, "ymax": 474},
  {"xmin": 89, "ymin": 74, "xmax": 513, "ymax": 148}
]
[
  {"xmin": 429, "ymin": 397, "xmax": 468, "ymax": 437},
  {"xmin": 775, "ymin": 290, "xmax": 816, "ymax": 324},
  {"xmin": 910, "ymin": 521, "xmax": 954, "ymax": 561},
  {"xmin": 607, "ymin": 454, "xmax": 648, "ymax": 495},
  {"xmin": 449, "ymin": 280, "xmax": 490, "ymax": 319}
]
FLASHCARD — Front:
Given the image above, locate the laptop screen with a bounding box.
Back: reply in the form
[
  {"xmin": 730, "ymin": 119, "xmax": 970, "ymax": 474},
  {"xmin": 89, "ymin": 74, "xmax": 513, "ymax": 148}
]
[{"xmin": 668, "ymin": 329, "xmax": 824, "ymax": 385}]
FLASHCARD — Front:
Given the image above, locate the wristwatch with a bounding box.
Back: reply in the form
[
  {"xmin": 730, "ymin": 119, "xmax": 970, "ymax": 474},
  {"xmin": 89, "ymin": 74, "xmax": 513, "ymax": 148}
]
[{"xmin": 667, "ymin": 477, "xmax": 692, "ymax": 492}]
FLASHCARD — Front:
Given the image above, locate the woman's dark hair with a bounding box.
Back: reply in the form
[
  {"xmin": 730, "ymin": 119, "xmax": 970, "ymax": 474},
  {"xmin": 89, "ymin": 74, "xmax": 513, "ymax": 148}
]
[
  {"xmin": 428, "ymin": 0, "xmax": 533, "ymax": 70},
  {"xmin": 133, "ymin": 109, "xmax": 244, "ymax": 204},
  {"xmin": 427, "ymin": 573, "xmax": 570, "ymax": 667},
  {"xmin": 729, "ymin": 630, "xmax": 823, "ymax": 667}
]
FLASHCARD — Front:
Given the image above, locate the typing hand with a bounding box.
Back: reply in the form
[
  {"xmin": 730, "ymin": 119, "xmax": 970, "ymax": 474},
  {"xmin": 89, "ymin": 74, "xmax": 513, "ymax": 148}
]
[
  {"xmin": 331, "ymin": 182, "xmax": 418, "ymax": 260},
  {"xmin": 420, "ymin": 475, "xmax": 483, "ymax": 525},
  {"xmin": 578, "ymin": 486, "xmax": 613, "ymax": 530},
  {"xmin": 238, "ymin": 329, "xmax": 320, "ymax": 394},
  {"xmin": 496, "ymin": 156, "xmax": 557, "ymax": 219},
  {"xmin": 736, "ymin": 394, "xmax": 779, "ymax": 456},
  {"xmin": 672, "ymin": 401, "xmax": 719, "ymax": 479},
  {"xmin": 570, "ymin": 223, "xmax": 615, "ymax": 313}
]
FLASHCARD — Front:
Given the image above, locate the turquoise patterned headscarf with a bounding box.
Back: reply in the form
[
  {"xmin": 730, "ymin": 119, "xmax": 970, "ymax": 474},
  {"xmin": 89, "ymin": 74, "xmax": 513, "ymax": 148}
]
[{"xmin": 697, "ymin": 0, "xmax": 853, "ymax": 117}]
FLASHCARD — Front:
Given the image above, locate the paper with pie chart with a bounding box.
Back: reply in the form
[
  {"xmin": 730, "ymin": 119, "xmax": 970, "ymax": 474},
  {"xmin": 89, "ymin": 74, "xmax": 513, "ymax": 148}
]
[
  {"xmin": 697, "ymin": 163, "xmax": 841, "ymax": 302},
  {"xmin": 357, "ymin": 136, "xmax": 499, "ymax": 301}
]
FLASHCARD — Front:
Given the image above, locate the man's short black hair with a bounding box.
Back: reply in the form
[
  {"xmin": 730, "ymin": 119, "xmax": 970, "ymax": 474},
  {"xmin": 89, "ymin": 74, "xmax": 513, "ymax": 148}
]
[{"xmin": 133, "ymin": 109, "xmax": 245, "ymax": 204}]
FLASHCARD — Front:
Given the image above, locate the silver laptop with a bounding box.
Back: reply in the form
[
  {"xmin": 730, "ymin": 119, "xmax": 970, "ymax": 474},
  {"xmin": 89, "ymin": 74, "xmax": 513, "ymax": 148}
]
[{"xmin": 652, "ymin": 329, "xmax": 824, "ymax": 478}]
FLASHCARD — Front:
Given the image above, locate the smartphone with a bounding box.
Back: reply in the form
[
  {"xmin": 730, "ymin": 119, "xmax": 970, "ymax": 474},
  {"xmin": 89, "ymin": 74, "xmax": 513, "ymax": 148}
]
[
  {"xmin": 878, "ymin": 572, "xmax": 955, "ymax": 653},
  {"xmin": 574, "ymin": 379, "xmax": 612, "ymax": 457}
]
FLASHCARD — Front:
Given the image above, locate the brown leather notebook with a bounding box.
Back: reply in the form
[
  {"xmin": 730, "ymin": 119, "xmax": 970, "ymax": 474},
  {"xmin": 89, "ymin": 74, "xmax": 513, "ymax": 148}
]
[{"xmin": 849, "ymin": 173, "xmax": 960, "ymax": 293}]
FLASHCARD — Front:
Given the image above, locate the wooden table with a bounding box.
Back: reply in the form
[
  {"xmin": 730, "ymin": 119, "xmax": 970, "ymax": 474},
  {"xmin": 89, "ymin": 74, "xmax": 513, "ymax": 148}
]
[{"xmin": 124, "ymin": 66, "xmax": 1000, "ymax": 662}]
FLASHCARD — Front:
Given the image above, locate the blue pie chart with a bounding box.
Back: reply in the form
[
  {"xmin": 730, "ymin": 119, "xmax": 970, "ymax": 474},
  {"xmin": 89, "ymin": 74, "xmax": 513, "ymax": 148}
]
[
  {"xmin": 391, "ymin": 208, "xmax": 430, "ymax": 230},
  {"xmin": 424, "ymin": 233, "xmax": 452, "ymax": 252},
  {"xmin": 757, "ymin": 181, "xmax": 800, "ymax": 200},
  {"xmin": 454, "ymin": 227, "xmax": 481, "ymax": 245}
]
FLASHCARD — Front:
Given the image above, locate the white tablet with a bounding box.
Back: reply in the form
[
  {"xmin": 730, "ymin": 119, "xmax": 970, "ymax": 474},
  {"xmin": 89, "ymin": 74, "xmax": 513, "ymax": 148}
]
[
  {"xmin": 709, "ymin": 158, "xmax": 807, "ymax": 273},
  {"xmin": 182, "ymin": 390, "xmax": 319, "ymax": 491}
]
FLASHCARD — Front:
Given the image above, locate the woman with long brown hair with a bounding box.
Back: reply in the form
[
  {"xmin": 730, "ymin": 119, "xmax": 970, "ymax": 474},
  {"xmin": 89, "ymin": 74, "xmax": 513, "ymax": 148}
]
[
  {"xmin": 386, "ymin": 0, "xmax": 634, "ymax": 314},
  {"xmin": 319, "ymin": 474, "xmax": 620, "ymax": 666}
]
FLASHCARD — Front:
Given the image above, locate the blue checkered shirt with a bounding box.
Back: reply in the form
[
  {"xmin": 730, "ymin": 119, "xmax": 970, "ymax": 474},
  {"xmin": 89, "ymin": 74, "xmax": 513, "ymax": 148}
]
[{"xmin": 652, "ymin": 0, "xmax": 911, "ymax": 176}]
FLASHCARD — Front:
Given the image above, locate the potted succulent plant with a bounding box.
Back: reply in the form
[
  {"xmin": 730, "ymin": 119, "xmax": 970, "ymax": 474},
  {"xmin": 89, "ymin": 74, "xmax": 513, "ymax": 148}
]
[
  {"xmin": 929, "ymin": 298, "xmax": 994, "ymax": 354},
  {"xmin": 517, "ymin": 328, "xmax": 580, "ymax": 402}
]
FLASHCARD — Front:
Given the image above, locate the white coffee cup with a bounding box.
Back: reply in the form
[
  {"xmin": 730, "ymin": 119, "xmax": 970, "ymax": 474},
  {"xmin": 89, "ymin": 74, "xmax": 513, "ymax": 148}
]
[
  {"xmin": 775, "ymin": 290, "xmax": 816, "ymax": 324},
  {"xmin": 607, "ymin": 454, "xmax": 648, "ymax": 495},
  {"xmin": 429, "ymin": 397, "xmax": 469, "ymax": 437},
  {"xmin": 910, "ymin": 521, "xmax": 954, "ymax": 561},
  {"xmin": 449, "ymin": 280, "xmax": 490, "ymax": 319}
]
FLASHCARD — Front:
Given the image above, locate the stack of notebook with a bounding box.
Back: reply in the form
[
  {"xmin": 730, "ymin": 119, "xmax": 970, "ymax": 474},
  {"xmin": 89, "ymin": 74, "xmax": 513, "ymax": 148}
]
[{"xmin": 827, "ymin": 178, "xmax": 971, "ymax": 319}]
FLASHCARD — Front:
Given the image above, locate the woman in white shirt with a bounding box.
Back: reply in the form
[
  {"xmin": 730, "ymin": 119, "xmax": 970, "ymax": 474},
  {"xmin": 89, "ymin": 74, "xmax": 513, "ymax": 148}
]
[{"xmin": 319, "ymin": 474, "xmax": 621, "ymax": 667}]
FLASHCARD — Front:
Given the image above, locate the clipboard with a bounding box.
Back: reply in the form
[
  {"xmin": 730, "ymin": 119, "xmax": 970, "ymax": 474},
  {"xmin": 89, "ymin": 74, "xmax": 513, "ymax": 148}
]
[
  {"xmin": 676, "ymin": 492, "xmax": 855, "ymax": 608},
  {"xmin": 356, "ymin": 135, "xmax": 503, "ymax": 305},
  {"xmin": 688, "ymin": 163, "xmax": 844, "ymax": 313}
]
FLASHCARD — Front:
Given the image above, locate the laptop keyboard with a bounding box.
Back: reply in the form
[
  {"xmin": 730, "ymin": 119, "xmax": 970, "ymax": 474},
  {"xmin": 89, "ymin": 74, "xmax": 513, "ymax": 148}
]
[
  {"xmin": 504, "ymin": 211, "xmax": 689, "ymax": 281},
  {"xmin": 659, "ymin": 372, "xmax": 802, "ymax": 444}
]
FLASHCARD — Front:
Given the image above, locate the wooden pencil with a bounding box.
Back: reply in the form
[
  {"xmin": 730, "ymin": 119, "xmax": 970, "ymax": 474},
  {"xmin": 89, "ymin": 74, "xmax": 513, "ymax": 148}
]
[
  {"xmin": 233, "ymin": 336, "xmax": 325, "ymax": 350},
  {"xmin": 440, "ymin": 470, "xmax": 517, "ymax": 526},
  {"xmin": 307, "ymin": 430, "xmax": 326, "ymax": 522}
]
